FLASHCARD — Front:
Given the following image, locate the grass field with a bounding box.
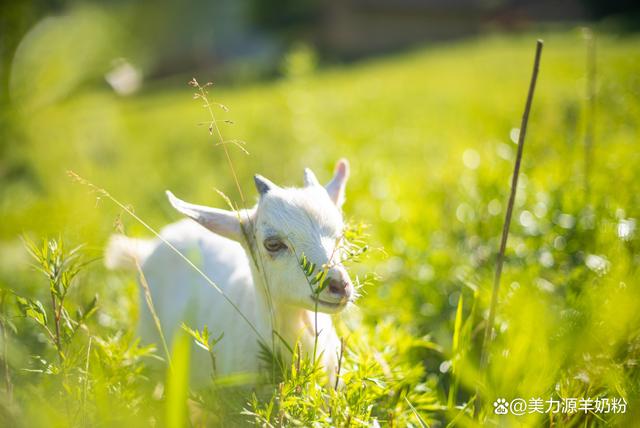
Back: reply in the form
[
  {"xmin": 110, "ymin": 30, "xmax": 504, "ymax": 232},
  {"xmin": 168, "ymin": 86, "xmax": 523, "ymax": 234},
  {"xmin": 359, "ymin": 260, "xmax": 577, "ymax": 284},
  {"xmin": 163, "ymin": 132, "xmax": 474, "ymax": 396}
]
[{"xmin": 1, "ymin": 28, "xmax": 639, "ymax": 426}]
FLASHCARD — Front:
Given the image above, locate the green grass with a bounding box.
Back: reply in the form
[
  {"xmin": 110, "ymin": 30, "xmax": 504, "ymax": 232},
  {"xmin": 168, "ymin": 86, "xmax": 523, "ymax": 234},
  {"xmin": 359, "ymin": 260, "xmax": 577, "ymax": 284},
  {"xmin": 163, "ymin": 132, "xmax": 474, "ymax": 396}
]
[{"xmin": 1, "ymin": 27, "xmax": 640, "ymax": 426}]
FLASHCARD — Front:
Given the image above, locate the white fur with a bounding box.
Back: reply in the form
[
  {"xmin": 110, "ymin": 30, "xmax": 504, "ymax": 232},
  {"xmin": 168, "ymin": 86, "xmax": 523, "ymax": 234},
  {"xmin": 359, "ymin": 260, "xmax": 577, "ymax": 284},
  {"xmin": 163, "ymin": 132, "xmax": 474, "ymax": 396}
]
[{"xmin": 106, "ymin": 160, "xmax": 352, "ymax": 386}]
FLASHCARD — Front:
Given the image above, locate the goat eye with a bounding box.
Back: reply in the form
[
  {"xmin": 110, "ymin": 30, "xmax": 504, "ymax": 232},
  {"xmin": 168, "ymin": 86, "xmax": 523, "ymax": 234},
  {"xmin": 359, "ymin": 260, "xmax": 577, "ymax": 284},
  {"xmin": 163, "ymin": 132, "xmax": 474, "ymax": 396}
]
[{"xmin": 264, "ymin": 238, "xmax": 287, "ymax": 253}]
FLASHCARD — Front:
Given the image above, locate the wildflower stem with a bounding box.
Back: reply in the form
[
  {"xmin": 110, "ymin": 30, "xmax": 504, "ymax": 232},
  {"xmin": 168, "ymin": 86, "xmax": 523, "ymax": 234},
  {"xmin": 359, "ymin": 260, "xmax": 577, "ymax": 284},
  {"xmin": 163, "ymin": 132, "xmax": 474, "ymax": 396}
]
[
  {"xmin": 195, "ymin": 82, "xmax": 246, "ymax": 205},
  {"xmin": 191, "ymin": 79, "xmax": 277, "ymax": 368},
  {"xmin": 481, "ymin": 40, "xmax": 543, "ymax": 367}
]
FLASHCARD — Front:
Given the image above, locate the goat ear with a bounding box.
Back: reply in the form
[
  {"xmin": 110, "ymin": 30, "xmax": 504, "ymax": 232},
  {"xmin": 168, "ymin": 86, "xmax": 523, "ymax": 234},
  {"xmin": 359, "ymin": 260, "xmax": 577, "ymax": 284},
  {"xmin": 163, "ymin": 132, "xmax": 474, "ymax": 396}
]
[
  {"xmin": 325, "ymin": 158, "xmax": 350, "ymax": 208},
  {"xmin": 303, "ymin": 168, "xmax": 320, "ymax": 187},
  {"xmin": 254, "ymin": 174, "xmax": 278, "ymax": 196},
  {"xmin": 166, "ymin": 191, "xmax": 243, "ymax": 241}
]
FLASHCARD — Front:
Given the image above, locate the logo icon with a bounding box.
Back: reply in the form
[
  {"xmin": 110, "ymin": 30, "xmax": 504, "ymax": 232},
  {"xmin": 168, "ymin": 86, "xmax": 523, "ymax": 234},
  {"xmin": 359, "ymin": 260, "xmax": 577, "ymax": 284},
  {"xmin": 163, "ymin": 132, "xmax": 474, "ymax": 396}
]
[{"xmin": 493, "ymin": 398, "xmax": 509, "ymax": 415}]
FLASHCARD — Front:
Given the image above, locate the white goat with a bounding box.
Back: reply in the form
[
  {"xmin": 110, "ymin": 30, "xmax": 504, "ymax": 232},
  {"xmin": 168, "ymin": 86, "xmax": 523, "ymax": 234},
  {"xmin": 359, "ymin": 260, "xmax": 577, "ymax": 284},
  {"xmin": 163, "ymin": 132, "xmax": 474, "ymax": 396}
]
[{"xmin": 105, "ymin": 159, "xmax": 354, "ymax": 385}]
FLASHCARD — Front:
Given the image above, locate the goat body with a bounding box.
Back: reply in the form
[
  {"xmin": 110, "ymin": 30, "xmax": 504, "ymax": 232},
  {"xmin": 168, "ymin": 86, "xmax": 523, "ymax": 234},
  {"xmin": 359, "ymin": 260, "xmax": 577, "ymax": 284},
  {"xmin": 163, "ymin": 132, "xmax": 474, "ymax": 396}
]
[{"xmin": 106, "ymin": 160, "xmax": 352, "ymax": 386}]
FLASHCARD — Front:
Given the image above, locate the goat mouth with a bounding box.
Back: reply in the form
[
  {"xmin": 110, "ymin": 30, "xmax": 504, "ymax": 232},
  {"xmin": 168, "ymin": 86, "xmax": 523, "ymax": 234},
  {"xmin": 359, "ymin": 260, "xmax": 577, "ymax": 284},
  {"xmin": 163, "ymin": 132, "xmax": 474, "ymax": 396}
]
[{"xmin": 310, "ymin": 294, "xmax": 347, "ymax": 309}]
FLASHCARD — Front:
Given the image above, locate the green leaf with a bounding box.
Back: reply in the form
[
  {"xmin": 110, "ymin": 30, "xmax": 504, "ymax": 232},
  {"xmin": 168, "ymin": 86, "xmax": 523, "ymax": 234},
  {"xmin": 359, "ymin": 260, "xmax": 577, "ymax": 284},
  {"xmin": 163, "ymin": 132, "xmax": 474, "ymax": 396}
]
[
  {"xmin": 316, "ymin": 276, "xmax": 331, "ymax": 294},
  {"xmin": 77, "ymin": 295, "xmax": 98, "ymax": 322},
  {"xmin": 16, "ymin": 296, "xmax": 48, "ymax": 328},
  {"xmin": 310, "ymin": 270, "xmax": 326, "ymax": 285},
  {"xmin": 181, "ymin": 323, "xmax": 223, "ymax": 353},
  {"xmin": 29, "ymin": 302, "xmax": 48, "ymax": 328}
]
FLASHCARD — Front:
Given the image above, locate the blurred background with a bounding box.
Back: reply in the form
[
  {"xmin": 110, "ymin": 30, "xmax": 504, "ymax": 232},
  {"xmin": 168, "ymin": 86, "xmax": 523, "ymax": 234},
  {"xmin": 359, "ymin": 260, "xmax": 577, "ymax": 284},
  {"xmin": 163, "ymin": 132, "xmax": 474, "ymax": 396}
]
[
  {"xmin": 2, "ymin": 0, "xmax": 639, "ymax": 90},
  {"xmin": 1, "ymin": 0, "xmax": 639, "ymax": 426}
]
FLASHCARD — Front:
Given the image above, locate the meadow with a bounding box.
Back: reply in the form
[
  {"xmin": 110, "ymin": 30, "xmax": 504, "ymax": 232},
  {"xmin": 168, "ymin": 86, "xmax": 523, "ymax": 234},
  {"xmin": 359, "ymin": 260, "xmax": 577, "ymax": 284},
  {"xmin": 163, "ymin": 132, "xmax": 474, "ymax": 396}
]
[{"xmin": 1, "ymin": 27, "xmax": 639, "ymax": 427}]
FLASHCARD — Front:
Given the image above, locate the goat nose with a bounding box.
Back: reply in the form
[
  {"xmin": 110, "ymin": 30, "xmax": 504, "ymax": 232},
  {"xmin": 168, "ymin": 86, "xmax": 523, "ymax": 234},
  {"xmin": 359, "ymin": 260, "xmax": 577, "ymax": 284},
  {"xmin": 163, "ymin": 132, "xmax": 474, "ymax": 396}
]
[{"xmin": 328, "ymin": 278, "xmax": 348, "ymax": 296}]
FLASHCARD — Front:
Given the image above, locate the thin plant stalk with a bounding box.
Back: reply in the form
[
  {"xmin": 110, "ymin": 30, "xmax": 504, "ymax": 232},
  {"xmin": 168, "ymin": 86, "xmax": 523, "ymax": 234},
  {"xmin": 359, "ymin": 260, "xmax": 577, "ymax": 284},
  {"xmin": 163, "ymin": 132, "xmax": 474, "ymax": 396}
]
[
  {"xmin": 294, "ymin": 243, "xmax": 339, "ymax": 367},
  {"xmin": 210, "ymin": 340, "xmax": 221, "ymax": 379},
  {"xmin": 0, "ymin": 290, "xmax": 12, "ymax": 402},
  {"xmin": 191, "ymin": 79, "xmax": 247, "ymax": 205},
  {"xmin": 405, "ymin": 396, "xmax": 429, "ymax": 428},
  {"xmin": 329, "ymin": 337, "xmax": 345, "ymax": 415},
  {"xmin": 191, "ymin": 79, "xmax": 278, "ymax": 367},
  {"xmin": 448, "ymin": 294, "xmax": 464, "ymax": 408},
  {"xmin": 50, "ymin": 289, "xmax": 63, "ymax": 362},
  {"xmin": 313, "ymin": 300, "xmax": 319, "ymax": 365},
  {"xmin": 192, "ymin": 79, "xmax": 264, "ymax": 273},
  {"xmin": 134, "ymin": 258, "xmax": 173, "ymax": 371},
  {"xmin": 81, "ymin": 336, "xmax": 92, "ymax": 426},
  {"xmin": 68, "ymin": 171, "xmax": 266, "ymax": 345},
  {"xmin": 334, "ymin": 337, "xmax": 345, "ymax": 391},
  {"xmin": 481, "ymin": 40, "xmax": 543, "ymax": 367},
  {"xmin": 306, "ymin": 234, "xmax": 359, "ymax": 368},
  {"xmin": 583, "ymin": 28, "xmax": 596, "ymax": 204}
]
